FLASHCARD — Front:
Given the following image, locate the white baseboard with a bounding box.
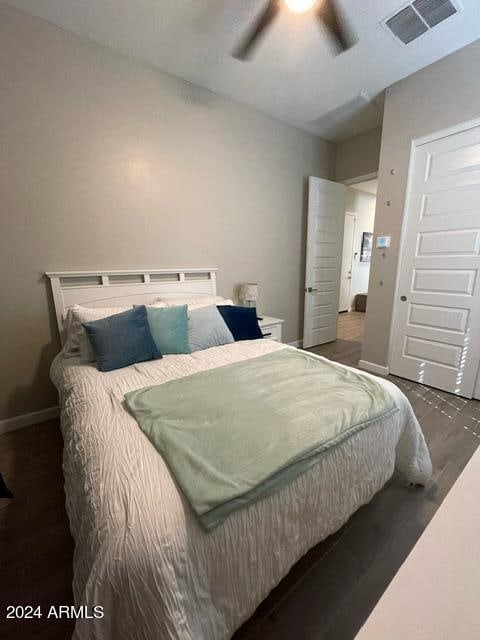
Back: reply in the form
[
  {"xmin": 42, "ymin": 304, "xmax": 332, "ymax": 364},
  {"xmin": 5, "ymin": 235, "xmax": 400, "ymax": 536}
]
[
  {"xmin": 289, "ymin": 339, "xmax": 303, "ymax": 348},
  {"xmin": 0, "ymin": 406, "xmax": 60, "ymax": 435},
  {"xmin": 359, "ymin": 360, "xmax": 390, "ymax": 376}
]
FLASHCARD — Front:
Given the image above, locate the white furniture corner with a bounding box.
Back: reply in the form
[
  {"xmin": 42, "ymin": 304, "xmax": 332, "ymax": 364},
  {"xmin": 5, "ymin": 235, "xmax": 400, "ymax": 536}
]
[
  {"xmin": 355, "ymin": 445, "xmax": 480, "ymax": 640},
  {"xmin": 258, "ymin": 316, "xmax": 284, "ymax": 343},
  {"xmin": 46, "ymin": 268, "xmax": 218, "ymax": 345}
]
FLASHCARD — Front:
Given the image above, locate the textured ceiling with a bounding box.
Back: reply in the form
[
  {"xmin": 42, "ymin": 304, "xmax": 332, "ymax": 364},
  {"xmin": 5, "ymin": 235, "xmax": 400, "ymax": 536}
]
[{"xmin": 4, "ymin": 0, "xmax": 480, "ymax": 141}]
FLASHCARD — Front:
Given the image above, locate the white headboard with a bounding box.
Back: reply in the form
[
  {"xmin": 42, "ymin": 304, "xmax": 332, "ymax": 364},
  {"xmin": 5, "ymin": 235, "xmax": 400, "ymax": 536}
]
[{"xmin": 46, "ymin": 267, "xmax": 218, "ymax": 343}]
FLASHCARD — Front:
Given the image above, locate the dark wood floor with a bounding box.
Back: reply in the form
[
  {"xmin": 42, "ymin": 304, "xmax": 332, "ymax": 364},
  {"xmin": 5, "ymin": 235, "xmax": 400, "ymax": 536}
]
[
  {"xmin": 1, "ymin": 311, "xmax": 479, "ymax": 640},
  {"xmin": 0, "ymin": 420, "xmax": 75, "ymax": 639}
]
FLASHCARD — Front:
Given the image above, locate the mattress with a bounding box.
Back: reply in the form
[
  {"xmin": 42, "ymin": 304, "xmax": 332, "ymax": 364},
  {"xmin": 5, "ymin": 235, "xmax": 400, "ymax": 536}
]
[{"xmin": 50, "ymin": 340, "xmax": 432, "ymax": 640}]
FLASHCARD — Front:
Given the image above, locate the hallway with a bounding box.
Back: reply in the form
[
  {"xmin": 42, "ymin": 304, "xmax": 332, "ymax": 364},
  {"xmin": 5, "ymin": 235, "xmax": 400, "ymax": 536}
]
[{"xmin": 337, "ymin": 311, "xmax": 365, "ymax": 343}]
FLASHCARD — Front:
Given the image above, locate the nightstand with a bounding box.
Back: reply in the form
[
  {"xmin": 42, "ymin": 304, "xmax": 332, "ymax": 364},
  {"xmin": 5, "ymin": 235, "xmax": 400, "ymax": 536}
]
[{"xmin": 258, "ymin": 316, "xmax": 284, "ymax": 343}]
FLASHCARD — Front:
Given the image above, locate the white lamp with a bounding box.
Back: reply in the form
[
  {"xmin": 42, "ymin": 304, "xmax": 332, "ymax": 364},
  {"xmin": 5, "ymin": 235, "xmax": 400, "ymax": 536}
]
[{"xmin": 239, "ymin": 283, "xmax": 259, "ymax": 308}]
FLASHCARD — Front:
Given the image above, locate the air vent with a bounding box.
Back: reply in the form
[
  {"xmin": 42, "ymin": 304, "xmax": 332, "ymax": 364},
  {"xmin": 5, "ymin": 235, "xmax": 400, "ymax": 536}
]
[
  {"xmin": 384, "ymin": 0, "xmax": 459, "ymax": 45},
  {"xmin": 386, "ymin": 6, "xmax": 428, "ymax": 44},
  {"xmin": 413, "ymin": 0, "xmax": 457, "ymax": 27}
]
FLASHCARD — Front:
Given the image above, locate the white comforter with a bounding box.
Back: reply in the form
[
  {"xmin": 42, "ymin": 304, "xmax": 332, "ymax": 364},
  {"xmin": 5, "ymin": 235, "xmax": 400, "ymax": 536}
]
[{"xmin": 51, "ymin": 341, "xmax": 432, "ymax": 640}]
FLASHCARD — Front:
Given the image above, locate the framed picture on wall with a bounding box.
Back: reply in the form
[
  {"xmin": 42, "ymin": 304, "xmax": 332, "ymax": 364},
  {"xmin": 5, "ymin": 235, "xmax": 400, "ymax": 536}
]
[{"xmin": 360, "ymin": 232, "xmax": 373, "ymax": 262}]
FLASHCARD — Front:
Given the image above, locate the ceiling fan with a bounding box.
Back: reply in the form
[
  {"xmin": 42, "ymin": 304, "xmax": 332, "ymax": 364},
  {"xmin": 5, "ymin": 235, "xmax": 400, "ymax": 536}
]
[{"xmin": 232, "ymin": 0, "xmax": 356, "ymax": 61}]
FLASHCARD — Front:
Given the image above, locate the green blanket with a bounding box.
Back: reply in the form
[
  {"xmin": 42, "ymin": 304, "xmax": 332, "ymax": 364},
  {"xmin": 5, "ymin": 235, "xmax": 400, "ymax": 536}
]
[{"xmin": 125, "ymin": 348, "xmax": 397, "ymax": 530}]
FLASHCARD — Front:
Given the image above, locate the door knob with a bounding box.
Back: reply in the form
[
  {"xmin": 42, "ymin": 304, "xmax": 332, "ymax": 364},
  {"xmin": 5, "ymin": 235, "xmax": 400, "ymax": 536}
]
[
  {"xmin": 400, "ymin": 295, "xmax": 407, "ymax": 301},
  {"xmin": 306, "ymin": 287, "xmax": 319, "ymax": 293}
]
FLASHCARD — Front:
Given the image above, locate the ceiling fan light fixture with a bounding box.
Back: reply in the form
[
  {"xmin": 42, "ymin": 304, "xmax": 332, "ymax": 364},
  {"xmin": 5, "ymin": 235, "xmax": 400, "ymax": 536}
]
[
  {"xmin": 283, "ymin": 0, "xmax": 318, "ymax": 14},
  {"xmin": 232, "ymin": 0, "xmax": 354, "ymax": 61}
]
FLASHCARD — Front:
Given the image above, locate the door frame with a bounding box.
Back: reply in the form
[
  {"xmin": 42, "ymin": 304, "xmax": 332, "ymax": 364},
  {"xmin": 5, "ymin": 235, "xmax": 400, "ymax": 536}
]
[
  {"xmin": 339, "ymin": 212, "xmax": 357, "ymax": 312},
  {"xmin": 387, "ymin": 115, "xmax": 480, "ymax": 373}
]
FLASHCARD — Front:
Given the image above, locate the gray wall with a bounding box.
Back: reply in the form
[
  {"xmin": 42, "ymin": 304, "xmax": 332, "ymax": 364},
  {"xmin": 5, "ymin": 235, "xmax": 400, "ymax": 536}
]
[
  {"xmin": 362, "ymin": 39, "xmax": 480, "ymax": 368},
  {"xmin": 0, "ymin": 5, "xmax": 335, "ymax": 420},
  {"xmin": 335, "ymin": 128, "xmax": 382, "ymax": 182}
]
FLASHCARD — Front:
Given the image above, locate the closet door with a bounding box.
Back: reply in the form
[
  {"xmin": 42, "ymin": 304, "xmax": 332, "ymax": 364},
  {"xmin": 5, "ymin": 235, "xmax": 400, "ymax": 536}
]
[
  {"xmin": 390, "ymin": 123, "xmax": 480, "ymax": 398},
  {"xmin": 475, "ymin": 369, "xmax": 480, "ymax": 401}
]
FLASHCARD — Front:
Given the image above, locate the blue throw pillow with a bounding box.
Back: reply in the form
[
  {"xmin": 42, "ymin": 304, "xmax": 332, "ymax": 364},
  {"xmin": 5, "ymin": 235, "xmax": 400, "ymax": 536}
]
[
  {"xmin": 188, "ymin": 305, "xmax": 234, "ymax": 352},
  {"xmin": 144, "ymin": 305, "xmax": 190, "ymax": 355},
  {"xmin": 216, "ymin": 306, "xmax": 263, "ymax": 341},
  {"xmin": 83, "ymin": 306, "xmax": 161, "ymax": 372}
]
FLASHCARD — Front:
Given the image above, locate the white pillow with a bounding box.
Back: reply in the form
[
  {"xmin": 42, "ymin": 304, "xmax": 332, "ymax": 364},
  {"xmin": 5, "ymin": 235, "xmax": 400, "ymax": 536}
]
[
  {"xmin": 63, "ymin": 305, "xmax": 129, "ymax": 360},
  {"xmin": 154, "ymin": 296, "xmax": 233, "ymax": 310}
]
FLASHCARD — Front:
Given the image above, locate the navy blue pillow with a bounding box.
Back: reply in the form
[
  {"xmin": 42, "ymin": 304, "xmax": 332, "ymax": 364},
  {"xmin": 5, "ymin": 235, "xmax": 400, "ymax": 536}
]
[
  {"xmin": 216, "ymin": 305, "xmax": 263, "ymax": 341},
  {"xmin": 83, "ymin": 306, "xmax": 161, "ymax": 372}
]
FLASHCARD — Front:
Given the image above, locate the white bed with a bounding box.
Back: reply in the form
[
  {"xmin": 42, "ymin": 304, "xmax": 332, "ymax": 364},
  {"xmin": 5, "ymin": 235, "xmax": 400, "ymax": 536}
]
[{"xmin": 47, "ymin": 268, "xmax": 432, "ymax": 640}]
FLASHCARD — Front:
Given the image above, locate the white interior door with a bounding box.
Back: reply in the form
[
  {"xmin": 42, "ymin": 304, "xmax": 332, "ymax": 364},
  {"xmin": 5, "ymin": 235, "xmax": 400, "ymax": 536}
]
[
  {"xmin": 390, "ymin": 123, "xmax": 480, "ymax": 398},
  {"xmin": 303, "ymin": 176, "xmax": 346, "ymax": 349},
  {"xmin": 475, "ymin": 369, "xmax": 480, "ymax": 401},
  {"xmin": 339, "ymin": 213, "xmax": 356, "ymax": 312}
]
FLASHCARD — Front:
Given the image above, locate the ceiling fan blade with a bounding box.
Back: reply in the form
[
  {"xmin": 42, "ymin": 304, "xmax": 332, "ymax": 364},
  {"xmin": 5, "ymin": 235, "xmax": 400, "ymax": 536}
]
[
  {"xmin": 232, "ymin": 0, "xmax": 279, "ymax": 61},
  {"xmin": 316, "ymin": 0, "xmax": 356, "ymax": 54}
]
